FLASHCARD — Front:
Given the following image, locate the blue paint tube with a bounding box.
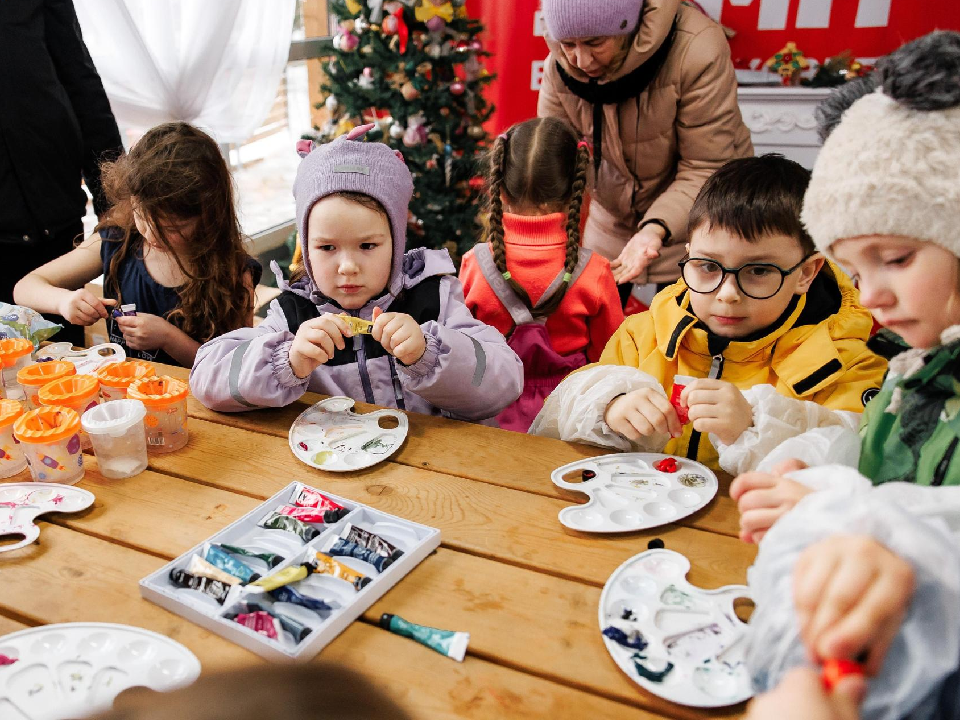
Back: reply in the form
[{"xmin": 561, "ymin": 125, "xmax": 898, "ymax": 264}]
[
  {"xmin": 269, "ymin": 585, "xmax": 336, "ymax": 614},
  {"xmin": 204, "ymin": 544, "xmax": 261, "ymax": 584},
  {"xmin": 321, "ymin": 535, "xmax": 395, "ymax": 573},
  {"xmin": 380, "ymin": 614, "xmax": 469, "ymax": 662}
]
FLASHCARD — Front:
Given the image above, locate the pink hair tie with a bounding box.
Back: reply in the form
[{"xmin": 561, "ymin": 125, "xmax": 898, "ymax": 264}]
[
  {"xmin": 498, "ymin": 133, "xmax": 509, "ymax": 140},
  {"xmin": 577, "ymin": 140, "xmax": 590, "ymax": 149}
]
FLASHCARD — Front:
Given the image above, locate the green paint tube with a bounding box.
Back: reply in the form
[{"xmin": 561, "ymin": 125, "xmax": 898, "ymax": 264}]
[
  {"xmin": 379, "ymin": 613, "xmax": 469, "ymax": 662},
  {"xmin": 257, "ymin": 510, "xmax": 320, "ymax": 543},
  {"xmin": 219, "ymin": 543, "xmax": 285, "ymax": 568}
]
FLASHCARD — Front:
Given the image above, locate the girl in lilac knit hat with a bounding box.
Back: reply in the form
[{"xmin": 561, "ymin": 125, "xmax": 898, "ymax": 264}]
[{"xmin": 190, "ymin": 126, "xmax": 523, "ymax": 422}]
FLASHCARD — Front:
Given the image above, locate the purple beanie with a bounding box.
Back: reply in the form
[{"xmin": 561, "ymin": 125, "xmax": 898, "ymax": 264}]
[
  {"xmin": 541, "ymin": 0, "xmax": 643, "ymax": 40},
  {"xmin": 293, "ymin": 125, "xmax": 414, "ymax": 297}
]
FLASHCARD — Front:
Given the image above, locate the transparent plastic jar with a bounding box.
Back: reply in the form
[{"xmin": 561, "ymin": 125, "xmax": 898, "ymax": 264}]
[
  {"xmin": 96, "ymin": 360, "xmax": 156, "ymax": 401},
  {"xmin": 128, "ymin": 376, "xmax": 189, "ymax": 453},
  {"xmin": 0, "ymin": 398, "xmax": 27, "ymax": 478},
  {"xmin": 0, "ymin": 338, "xmax": 35, "ymax": 401},
  {"xmin": 82, "ymin": 399, "xmax": 149, "ymax": 479},
  {"xmin": 38, "ymin": 375, "xmax": 101, "ymax": 450},
  {"xmin": 13, "ymin": 406, "xmax": 84, "ymax": 485},
  {"xmin": 18, "ymin": 361, "xmax": 77, "ymax": 411}
]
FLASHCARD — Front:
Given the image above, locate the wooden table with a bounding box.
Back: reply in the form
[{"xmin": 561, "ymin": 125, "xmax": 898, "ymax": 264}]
[{"xmin": 0, "ymin": 362, "xmax": 756, "ymax": 720}]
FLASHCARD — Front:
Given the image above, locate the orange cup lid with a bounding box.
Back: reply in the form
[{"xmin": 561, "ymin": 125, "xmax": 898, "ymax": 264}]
[
  {"xmin": 38, "ymin": 375, "xmax": 100, "ymax": 405},
  {"xmin": 13, "ymin": 405, "xmax": 81, "ymax": 443},
  {"xmin": 96, "ymin": 360, "xmax": 156, "ymax": 388},
  {"xmin": 128, "ymin": 375, "xmax": 189, "ymax": 406},
  {"xmin": 0, "ymin": 399, "xmax": 25, "ymax": 428},
  {"xmin": 0, "ymin": 338, "xmax": 34, "ymax": 363},
  {"xmin": 18, "ymin": 361, "xmax": 77, "ymax": 387}
]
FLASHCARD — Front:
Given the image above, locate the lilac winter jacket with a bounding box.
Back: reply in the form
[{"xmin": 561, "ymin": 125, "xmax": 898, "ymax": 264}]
[{"xmin": 189, "ymin": 248, "xmax": 523, "ymax": 423}]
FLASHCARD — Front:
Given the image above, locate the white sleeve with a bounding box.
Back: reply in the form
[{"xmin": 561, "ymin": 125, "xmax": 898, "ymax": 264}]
[
  {"xmin": 528, "ymin": 365, "xmax": 670, "ymax": 451},
  {"xmin": 711, "ymin": 385, "xmax": 862, "ymax": 475}
]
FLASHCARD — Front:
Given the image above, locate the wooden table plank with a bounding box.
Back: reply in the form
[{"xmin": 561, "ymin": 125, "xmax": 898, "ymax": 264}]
[
  {"xmin": 0, "ymin": 524, "xmax": 673, "ymax": 720},
  {"xmin": 159, "ymin": 364, "xmax": 741, "ymax": 538}
]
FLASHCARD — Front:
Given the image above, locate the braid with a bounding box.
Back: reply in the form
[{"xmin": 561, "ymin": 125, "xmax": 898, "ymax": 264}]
[
  {"xmin": 488, "ymin": 134, "xmax": 534, "ymax": 310},
  {"xmin": 535, "ymin": 143, "xmax": 590, "ymax": 317}
]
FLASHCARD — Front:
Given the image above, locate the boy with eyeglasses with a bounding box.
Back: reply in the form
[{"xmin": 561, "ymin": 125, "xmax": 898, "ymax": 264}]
[{"xmin": 530, "ymin": 154, "xmax": 887, "ymax": 473}]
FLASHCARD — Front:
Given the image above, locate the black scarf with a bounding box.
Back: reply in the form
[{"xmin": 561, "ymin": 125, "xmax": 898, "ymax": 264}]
[{"xmin": 556, "ymin": 18, "xmax": 678, "ymax": 175}]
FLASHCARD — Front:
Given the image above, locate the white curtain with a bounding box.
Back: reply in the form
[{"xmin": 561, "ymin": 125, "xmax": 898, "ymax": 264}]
[{"xmin": 74, "ymin": 0, "xmax": 296, "ymax": 144}]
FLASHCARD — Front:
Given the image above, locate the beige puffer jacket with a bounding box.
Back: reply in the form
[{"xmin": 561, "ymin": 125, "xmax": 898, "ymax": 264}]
[{"xmin": 538, "ymin": 0, "xmax": 753, "ymax": 284}]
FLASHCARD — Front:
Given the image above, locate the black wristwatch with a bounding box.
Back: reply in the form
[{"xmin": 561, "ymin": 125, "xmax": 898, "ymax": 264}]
[{"xmin": 639, "ymin": 218, "xmax": 672, "ymax": 246}]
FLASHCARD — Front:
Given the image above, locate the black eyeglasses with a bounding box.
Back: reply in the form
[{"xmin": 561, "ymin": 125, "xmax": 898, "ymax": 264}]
[{"xmin": 678, "ymin": 255, "xmax": 814, "ymax": 300}]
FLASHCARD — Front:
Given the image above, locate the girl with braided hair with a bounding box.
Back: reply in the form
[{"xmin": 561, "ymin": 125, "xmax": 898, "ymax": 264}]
[{"xmin": 459, "ymin": 117, "xmax": 623, "ymax": 432}]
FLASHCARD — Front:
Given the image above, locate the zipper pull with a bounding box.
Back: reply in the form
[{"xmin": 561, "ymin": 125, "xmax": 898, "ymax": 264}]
[{"xmin": 709, "ymin": 354, "xmax": 724, "ymax": 379}]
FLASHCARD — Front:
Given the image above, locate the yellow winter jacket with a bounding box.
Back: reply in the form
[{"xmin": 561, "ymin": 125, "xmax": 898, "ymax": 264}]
[{"xmin": 599, "ymin": 264, "xmax": 888, "ymax": 469}]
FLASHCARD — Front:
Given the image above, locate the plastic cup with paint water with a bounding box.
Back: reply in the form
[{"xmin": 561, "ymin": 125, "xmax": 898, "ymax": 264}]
[
  {"xmin": 128, "ymin": 376, "xmax": 189, "ymax": 453},
  {"xmin": 0, "ymin": 399, "xmax": 27, "ymax": 478},
  {"xmin": 96, "ymin": 360, "xmax": 156, "ymax": 401},
  {"xmin": 17, "ymin": 361, "xmax": 77, "ymax": 411},
  {"xmin": 82, "ymin": 399, "xmax": 149, "ymax": 479},
  {"xmin": 0, "ymin": 338, "xmax": 35, "ymax": 401},
  {"xmin": 38, "ymin": 375, "xmax": 101, "ymax": 450},
  {"xmin": 669, "ymin": 375, "xmax": 697, "ymax": 425},
  {"xmin": 13, "ymin": 406, "xmax": 84, "ymax": 485}
]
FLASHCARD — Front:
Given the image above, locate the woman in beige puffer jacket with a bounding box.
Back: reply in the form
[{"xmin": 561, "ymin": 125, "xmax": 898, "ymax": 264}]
[{"xmin": 539, "ymin": 0, "xmax": 753, "ymax": 298}]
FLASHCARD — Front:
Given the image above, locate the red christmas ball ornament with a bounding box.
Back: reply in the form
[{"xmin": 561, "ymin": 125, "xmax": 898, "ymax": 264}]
[
  {"xmin": 449, "ymin": 81, "xmax": 466, "ymax": 96},
  {"xmin": 381, "ymin": 15, "xmax": 399, "ymax": 35},
  {"xmin": 468, "ymin": 176, "xmax": 485, "ymax": 191}
]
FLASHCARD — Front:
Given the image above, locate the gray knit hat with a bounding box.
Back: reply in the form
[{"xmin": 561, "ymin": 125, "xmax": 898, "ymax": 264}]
[
  {"xmin": 802, "ymin": 31, "xmax": 960, "ymax": 257},
  {"xmin": 293, "ymin": 125, "xmax": 414, "ymax": 297},
  {"xmin": 541, "ymin": 0, "xmax": 643, "ymax": 40}
]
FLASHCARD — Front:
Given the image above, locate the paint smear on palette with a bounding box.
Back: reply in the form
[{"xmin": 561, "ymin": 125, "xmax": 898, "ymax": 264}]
[
  {"xmin": 679, "ymin": 474, "xmax": 707, "ymax": 488},
  {"xmin": 361, "ymin": 435, "xmax": 393, "ymax": 454},
  {"xmin": 312, "ymin": 451, "xmax": 335, "ymax": 466},
  {"xmin": 632, "ymin": 654, "xmax": 674, "ymax": 683},
  {"xmin": 660, "ymin": 585, "xmax": 699, "ymax": 609},
  {"xmin": 664, "ymin": 623, "xmax": 728, "ymax": 662}
]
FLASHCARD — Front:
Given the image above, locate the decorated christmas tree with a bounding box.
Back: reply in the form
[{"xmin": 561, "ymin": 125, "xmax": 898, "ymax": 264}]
[{"xmin": 317, "ymin": 0, "xmax": 495, "ymax": 258}]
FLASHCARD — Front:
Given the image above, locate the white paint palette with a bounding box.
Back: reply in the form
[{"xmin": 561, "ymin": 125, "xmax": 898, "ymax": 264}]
[
  {"xmin": 288, "ymin": 396, "xmax": 408, "ymax": 472},
  {"xmin": 0, "ymin": 484, "xmax": 94, "ymax": 554},
  {"xmin": 0, "ymin": 622, "xmax": 200, "ymax": 720},
  {"xmin": 35, "ymin": 343, "xmax": 125, "ymax": 375},
  {"xmin": 550, "ymin": 453, "xmax": 718, "ymax": 533},
  {"xmin": 599, "ymin": 549, "xmax": 753, "ymax": 708}
]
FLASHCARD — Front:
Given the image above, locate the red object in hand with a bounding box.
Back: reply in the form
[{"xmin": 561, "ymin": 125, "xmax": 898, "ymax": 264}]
[
  {"xmin": 821, "ymin": 658, "xmax": 864, "ymax": 691},
  {"xmin": 654, "ymin": 458, "xmax": 678, "ymax": 473},
  {"xmin": 669, "ymin": 378, "xmax": 693, "ymax": 425}
]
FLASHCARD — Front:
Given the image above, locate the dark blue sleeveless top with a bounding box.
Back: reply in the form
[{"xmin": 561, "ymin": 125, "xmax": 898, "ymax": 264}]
[{"xmin": 99, "ymin": 227, "xmax": 261, "ymax": 367}]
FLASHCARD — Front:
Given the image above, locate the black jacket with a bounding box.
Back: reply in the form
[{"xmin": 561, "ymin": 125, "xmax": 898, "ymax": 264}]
[{"xmin": 0, "ymin": 0, "xmax": 123, "ymax": 242}]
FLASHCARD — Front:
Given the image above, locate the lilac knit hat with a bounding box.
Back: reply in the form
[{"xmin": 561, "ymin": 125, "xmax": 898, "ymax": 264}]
[
  {"xmin": 541, "ymin": 0, "xmax": 643, "ymax": 40},
  {"xmin": 293, "ymin": 125, "xmax": 414, "ymax": 297}
]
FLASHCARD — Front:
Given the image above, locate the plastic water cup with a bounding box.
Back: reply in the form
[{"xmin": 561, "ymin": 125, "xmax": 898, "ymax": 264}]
[
  {"xmin": 0, "ymin": 338, "xmax": 35, "ymax": 401},
  {"xmin": 13, "ymin": 406, "xmax": 84, "ymax": 485},
  {"xmin": 128, "ymin": 376, "xmax": 189, "ymax": 453},
  {"xmin": 82, "ymin": 399, "xmax": 149, "ymax": 479},
  {"xmin": 0, "ymin": 399, "xmax": 27, "ymax": 478},
  {"xmin": 670, "ymin": 374, "xmax": 697, "ymax": 425},
  {"xmin": 18, "ymin": 361, "xmax": 77, "ymax": 411},
  {"xmin": 38, "ymin": 375, "xmax": 101, "ymax": 450},
  {"xmin": 96, "ymin": 360, "xmax": 156, "ymax": 401}
]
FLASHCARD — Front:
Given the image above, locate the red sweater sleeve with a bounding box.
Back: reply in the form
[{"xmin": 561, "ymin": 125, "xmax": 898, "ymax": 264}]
[{"xmin": 585, "ymin": 257, "xmax": 625, "ymax": 362}]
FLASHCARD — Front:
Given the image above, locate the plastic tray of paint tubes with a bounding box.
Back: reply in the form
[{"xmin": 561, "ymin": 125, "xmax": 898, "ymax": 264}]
[
  {"xmin": 551, "ymin": 453, "xmax": 719, "ymax": 533},
  {"xmin": 139, "ymin": 481, "xmax": 440, "ymax": 662},
  {"xmin": 599, "ymin": 549, "xmax": 753, "ymax": 708}
]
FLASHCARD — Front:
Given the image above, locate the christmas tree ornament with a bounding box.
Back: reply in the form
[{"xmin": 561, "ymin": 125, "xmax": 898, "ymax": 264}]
[
  {"xmin": 334, "ymin": 32, "xmax": 360, "ymax": 52},
  {"xmin": 415, "ymin": 61, "xmax": 433, "ymax": 80},
  {"xmin": 358, "ymin": 67, "xmax": 376, "ymax": 90},
  {"xmin": 340, "ymin": 19, "xmax": 356, "ymax": 33},
  {"xmin": 401, "ymin": 82, "xmax": 420, "ymax": 101},
  {"xmin": 382, "ymin": 14, "xmax": 399, "ymax": 34},
  {"xmin": 414, "ymin": 0, "xmax": 454, "ymax": 24},
  {"xmin": 439, "ymin": 107, "xmax": 451, "ymax": 117},
  {"xmin": 469, "ymin": 39, "xmax": 482, "ymax": 52},
  {"xmin": 426, "ymin": 16, "xmax": 447, "ymax": 32},
  {"xmin": 465, "ymin": 56, "xmax": 482, "ymax": 82},
  {"xmin": 356, "ymin": 16, "xmax": 371, "ymax": 33},
  {"xmin": 335, "ymin": 118, "xmax": 358, "ymax": 137},
  {"xmin": 389, "ymin": 122, "xmax": 406, "ymax": 140},
  {"xmin": 449, "ymin": 81, "xmax": 465, "ymax": 96},
  {"xmin": 428, "ymin": 43, "xmax": 443, "ymax": 59},
  {"xmin": 325, "ymin": 95, "xmax": 340, "ymax": 113},
  {"xmin": 466, "ymin": 124, "xmax": 484, "ymax": 140},
  {"xmin": 765, "ymin": 42, "xmax": 809, "ymax": 86},
  {"xmin": 345, "ymin": 0, "xmax": 363, "ymax": 13}
]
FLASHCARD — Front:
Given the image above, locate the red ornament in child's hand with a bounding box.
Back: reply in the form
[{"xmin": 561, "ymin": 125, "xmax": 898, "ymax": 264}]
[
  {"xmin": 821, "ymin": 658, "xmax": 864, "ymax": 692},
  {"xmin": 654, "ymin": 458, "xmax": 678, "ymax": 473}
]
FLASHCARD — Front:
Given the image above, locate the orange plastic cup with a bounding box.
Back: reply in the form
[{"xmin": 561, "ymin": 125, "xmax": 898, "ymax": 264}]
[
  {"xmin": 38, "ymin": 375, "xmax": 101, "ymax": 450},
  {"xmin": 18, "ymin": 361, "xmax": 77, "ymax": 411},
  {"xmin": 0, "ymin": 338, "xmax": 35, "ymax": 401},
  {"xmin": 0, "ymin": 399, "xmax": 27, "ymax": 478},
  {"xmin": 128, "ymin": 376, "xmax": 189, "ymax": 453},
  {"xmin": 13, "ymin": 406, "xmax": 84, "ymax": 484},
  {"xmin": 96, "ymin": 360, "xmax": 156, "ymax": 401}
]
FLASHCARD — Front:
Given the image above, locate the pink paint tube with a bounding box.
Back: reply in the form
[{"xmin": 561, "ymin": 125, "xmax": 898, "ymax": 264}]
[
  {"xmin": 291, "ymin": 483, "xmax": 347, "ymax": 514},
  {"xmin": 277, "ymin": 503, "xmax": 348, "ymax": 525},
  {"xmin": 669, "ymin": 375, "xmax": 696, "ymax": 425}
]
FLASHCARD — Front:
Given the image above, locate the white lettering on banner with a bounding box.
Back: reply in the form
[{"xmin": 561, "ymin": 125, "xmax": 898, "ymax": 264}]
[
  {"xmin": 533, "ymin": 10, "xmax": 547, "ymax": 37},
  {"xmin": 855, "ymin": 0, "xmax": 892, "ymax": 27},
  {"xmin": 795, "ymin": 0, "xmax": 831, "ymax": 28},
  {"xmin": 531, "ymin": 61, "xmax": 545, "ymax": 91},
  {"xmin": 722, "ymin": 0, "xmax": 891, "ymax": 30}
]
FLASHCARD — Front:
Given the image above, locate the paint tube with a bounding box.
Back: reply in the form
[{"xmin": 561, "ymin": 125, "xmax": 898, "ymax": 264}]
[
  {"xmin": 314, "ymin": 552, "xmax": 372, "ymax": 591},
  {"xmin": 337, "ymin": 314, "xmax": 374, "ymax": 335},
  {"xmin": 186, "ymin": 555, "xmax": 243, "ymax": 585},
  {"xmin": 379, "ymin": 613, "xmax": 469, "ymax": 662},
  {"xmin": 257, "ymin": 510, "xmax": 320, "ymax": 543},
  {"xmin": 340, "ymin": 522, "xmax": 403, "ymax": 560},
  {"xmin": 251, "ymin": 562, "xmax": 315, "ymax": 592},
  {"xmin": 219, "ymin": 543, "xmax": 285, "ymax": 568},
  {"xmin": 291, "ymin": 484, "xmax": 347, "ymax": 514},
  {"xmin": 269, "ymin": 585, "xmax": 337, "ymax": 614},
  {"xmin": 243, "ymin": 599, "xmax": 313, "ymax": 642},
  {"xmin": 111, "ymin": 304, "xmax": 137, "ymax": 318},
  {"xmin": 231, "ymin": 610, "xmax": 280, "ymax": 640},
  {"xmin": 169, "ymin": 568, "xmax": 232, "ymax": 604},
  {"xmin": 321, "ymin": 535, "xmax": 394, "ymax": 573},
  {"xmin": 204, "ymin": 544, "xmax": 261, "ymax": 584},
  {"xmin": 277, "ymin": 503, "xmax": 348, "ymax": 525}
]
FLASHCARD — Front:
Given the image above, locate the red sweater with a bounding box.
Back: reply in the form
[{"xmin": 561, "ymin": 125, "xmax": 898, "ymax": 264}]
[{"xmin": 459, "ymin": 212, "xmax": 624, "ymax": 362}]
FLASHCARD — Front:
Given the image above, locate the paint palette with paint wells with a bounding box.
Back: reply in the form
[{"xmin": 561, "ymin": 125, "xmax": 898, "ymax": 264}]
[
  {"xmin": 599, "ymin": 549, "xmax": 753, "ymax": 708},
  {"xmin": 0, "ymin": 622, "xmax": 200, "ymax": 720},
  {"xmin": 550, "ymin": 453, "xmax": 718, "ymax": 533},
  {"xmin": 288, "ymin": 396, "xmax": 408, "ymax": 472},
  {"xmin": 0, "ymin": 484, "xmax": 94, "ymax": 554},
  {"xmin": 35, "ymin": 343, "xmax": 125, "ymax": 375}
]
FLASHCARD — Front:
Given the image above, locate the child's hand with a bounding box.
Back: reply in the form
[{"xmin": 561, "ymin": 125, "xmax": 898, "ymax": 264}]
[
  {"xmin": 680, "ymin": 379, "xmax": 753, "ymax": 446},
  {"xmin": 114, "ymin": 312, "xmax": 175, "ymax": 352},
  {"xmin": 746, "ymin": 667, "xmax": 865, "ymax": 720},
  {"xmin": 289, "ymin": 314, "xmax": 351, "ymax": 379},
  {"xmin": 730, "ymin": 468, "xmax": 813, "ymax": 544},
  {"xmin": 604, "ymin": 388, "xmax": 683, "ymax": 441},
  {"xmin": 58, "ymin": 290, "xmax": 116, "ymax": 326},
  {"xmin": 371, "ymin": 307, "xmax": 426, "ymax": 365},
  {"xmin": 794, "ymin": 535, "xmax": 915, "ymax": 676}
]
